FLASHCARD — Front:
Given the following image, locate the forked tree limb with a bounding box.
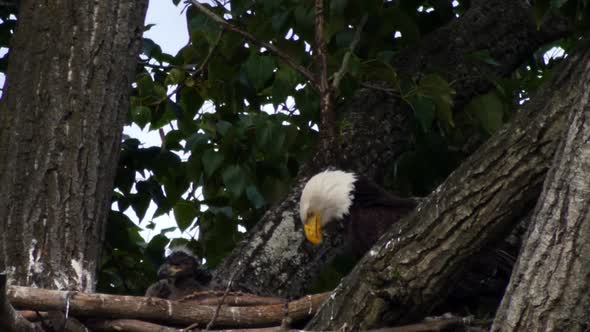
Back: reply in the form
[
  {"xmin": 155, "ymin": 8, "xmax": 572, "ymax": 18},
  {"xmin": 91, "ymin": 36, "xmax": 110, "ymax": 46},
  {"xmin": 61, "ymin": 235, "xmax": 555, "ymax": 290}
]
[{"xmin": 491, "ymin": 40, "xmax": 590, "ymax": 332}]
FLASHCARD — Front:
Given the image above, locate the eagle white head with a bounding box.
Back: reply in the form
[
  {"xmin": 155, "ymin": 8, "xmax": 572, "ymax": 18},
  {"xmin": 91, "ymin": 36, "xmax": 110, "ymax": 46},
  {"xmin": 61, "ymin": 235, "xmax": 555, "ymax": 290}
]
[{"xmin": 299, "ymin": 170, "xmax": 357, "ymax": 244}]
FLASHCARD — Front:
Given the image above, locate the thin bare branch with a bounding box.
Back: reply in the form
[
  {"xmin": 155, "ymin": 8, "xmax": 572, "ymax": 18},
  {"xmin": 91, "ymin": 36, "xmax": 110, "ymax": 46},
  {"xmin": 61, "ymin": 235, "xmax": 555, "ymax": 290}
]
[
  {"xmin": 205, "ymin": 270, "xmax": 236, "ymax": 330},
  {"xmin": 332, "ymin": 14, "xmax": 368, "ymax": 91},
  {"xmin": 314, "ymin": 0, "xmax": 335, "ymax": 138},
  {"xmin": 188, "ymin": 0, "xmax": 317, "ymax": 86},
  {"xmin": 198, "ymin": 30, "xmax": 225, "ymax": 73}
]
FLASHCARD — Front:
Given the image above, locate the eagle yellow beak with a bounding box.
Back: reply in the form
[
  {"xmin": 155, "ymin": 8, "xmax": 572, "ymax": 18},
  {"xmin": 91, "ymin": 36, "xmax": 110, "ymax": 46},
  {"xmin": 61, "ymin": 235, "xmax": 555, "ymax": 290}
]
[
  {"xmin": 157, "ymin": 263, "xmax": 182, "ymax": 279},
  {"xmin": 304, "ymin": 212, "xmax": 322, "ymax": 245}
]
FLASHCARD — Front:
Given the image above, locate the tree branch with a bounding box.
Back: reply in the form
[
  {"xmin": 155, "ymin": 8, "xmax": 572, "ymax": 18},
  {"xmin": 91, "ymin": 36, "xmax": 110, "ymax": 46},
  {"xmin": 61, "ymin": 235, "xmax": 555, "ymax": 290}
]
[
  {"xmin": 8, "ymin": 285, "xmax": 330, "ymax": 327},
  {"xmin": 179, "ymin": 290, "xmax": 286, "ymax": 306},
  {"xmin": 0, "ymin": 274, "xmax": 43, "ymax": 332},
  {"xmin": 306, "ymin": 29, "xmax": 583, "ymax": 329},
  {"xmin": 188, "ymin": 0, "xmax": 317, "ymax": 87},
  {"xmin": 87, "ymin": 319, "xmax": 181, "ymax": 332},
  {"xmin": 203, "ymin": 268, "xmax": 239, "ymax": 331},
  {"xmin": 314, "ymin": 0, "xmax": 334, "ymax": 138},
  {"xmin": 331, "ymin": 14, "xmax": 368, "ymax": 92}
]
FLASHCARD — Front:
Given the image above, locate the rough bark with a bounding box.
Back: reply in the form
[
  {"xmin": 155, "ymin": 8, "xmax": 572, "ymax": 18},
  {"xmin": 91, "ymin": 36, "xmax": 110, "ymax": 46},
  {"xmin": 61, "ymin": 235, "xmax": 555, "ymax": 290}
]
[
  {"xmin": 491, "ymin": 41, "xmax": 590, "ymax": 332},
  {"xmin": 305, "ymin": 40, "xmax": 585, "ymax": 330},
  {"xmin": 0, "ymin": 1, "xmax": 148, "ymax": 290},
  {"xmin": 212, "ymin": 0, "xmax": 571, "ymax": 298}
]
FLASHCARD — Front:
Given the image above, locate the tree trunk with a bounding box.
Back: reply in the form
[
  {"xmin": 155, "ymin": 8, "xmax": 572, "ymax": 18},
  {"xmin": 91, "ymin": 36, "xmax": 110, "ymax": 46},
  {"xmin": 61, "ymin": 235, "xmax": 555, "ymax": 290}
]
[
  {"xmin": 305, "ymin": 38, "xmax": 587, "ymax": 331},
  {"xmin": 491, "ymin": 42, "xmax": 590, "ymax": 332},
  {"xmin": 0, "ymin": 0, "xmax": 148, "ymax": 291},
  {"xmin": 212, "ymin": 0, "xmax": 570, "ymax": 298}
]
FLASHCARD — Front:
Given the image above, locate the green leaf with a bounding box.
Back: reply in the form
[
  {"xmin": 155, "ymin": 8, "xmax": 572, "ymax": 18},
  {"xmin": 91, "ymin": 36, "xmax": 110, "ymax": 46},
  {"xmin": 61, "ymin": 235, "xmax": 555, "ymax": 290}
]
[
  {"xmin": 417, "ymin": 74, "xmax": 455, "ymax": 127},
  {"xmin": 408, "ymin": 95, "xmax": 436, "ymax": 132},
  {"xmin": 256, "ymin": 122, "xmax": 272, "ymax": 148},
  {"xmin": 208, "ymin": 206, "xmax": 233, "ymax": 218},
  {"xmin": 550, "ymin": 0, "xmax": 567, "ymax": 8},
  {"xmin": 272, "ymin": 66, "xmax": 300, "ymax": 105},
  {"xmin": 418, "ymin": 74, "xmax": 455, "ymax": 105},
  {"xmin": 164, "ymin": 130, "xmax": 184, "ymax": 151},
  {"xmin": 243, "ymin": 54, "xmax": 276, "ymax": 90},
  {"xmin": 360, "ymin": 60, "xmax": 398, "ymax": 86},
  {"xmin": 222, "ymin": 165, "xmax": 247, "ymax": 197},
  {"xmin": 208, "ymin": 55, "xmax": 237, "ymax": 83},
  {"xmin": 189, "ymin": 12, "xmax": 222, "ymax": 44},
  {"xmin": 330, "ymin": 0, "xmax": 348, "ymax": 16},
  {"xmin": 142, "ymin": 38, "xmax": 162, "ymax": 58},
  {"xmin": 385, "ymin": 7, "xmax": 420, "ymax": 43},
  {"xmin": 167, "ymin": 68, "xmax": 185, "ymax": 84},
  {"xmin": 533, "ymin": 0, "xmax": 550, "ymax": 28},
  {"xmin": 146, "ymin": 234, "xmax": 169, "ymax": 261},
  {"xmin": 201, "ymin": 149, "xmax": 224, "ymax": 176},
  {"xmin": 130, "ymin": 106, "xmax": 151, "ymax": 129},
  {"xmin": 199, "ymin": 214, "xmax": 240, "ymax": 267},
  {"xmin": 271, "ymin": 11, "xmax": 290, "ymax": 32},
  {"xmin": 186, "ymin": 133, "xmax": 210, "ymax": 152},
  {"xmin": 129, "ymin": 192, "xmax": 150, "ymax": 222},
  {"xmin": 150, "ymin": 102, "xmax": 176, "ymax": 129},
  {"xmin": 465, "ymin": 92, "xmax": 505, "ymax": 135},
  {"xmin": 268, "ymin": 127, "xmax": 286, "ymax": 157},
  {"xmin": 173, "ymin": 200, "xmax": 199, "ymax": 232},
  {"xmin": 467, "ymin": 50, "xmax": 501, "ymax": 67},
  {"xmin": 178, "ymin": 87, "xmax": 204, "ymax": 118},
  {"xmin": 246, "ymin": 185, "xmax": 266, "ymax": 209},
  {"xmin": 231, "ymin": 0, "xmax": 252, "ymax": 16},
  {"xmin": 186, "ymin": 153, "xmax": 203, "ymax": 183},
  {"xmin": 216, "ymin": 120, "xmax": 233, "ymax": 136},
  {"xmin": 166, "ymin": 100, "xmax": 184, "ymax": 119}
]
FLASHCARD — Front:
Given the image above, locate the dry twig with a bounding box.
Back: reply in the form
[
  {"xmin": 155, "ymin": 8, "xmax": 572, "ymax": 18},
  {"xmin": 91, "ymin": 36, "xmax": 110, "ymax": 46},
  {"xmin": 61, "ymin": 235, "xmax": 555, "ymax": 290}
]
[{"xmin": 332, "ymin": 14, "xmax": 368, "ymax": 91}]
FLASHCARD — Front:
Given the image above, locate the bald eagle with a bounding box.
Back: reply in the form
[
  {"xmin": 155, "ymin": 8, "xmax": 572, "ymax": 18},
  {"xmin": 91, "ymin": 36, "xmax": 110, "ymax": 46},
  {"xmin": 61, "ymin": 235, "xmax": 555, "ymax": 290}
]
[
  {"xmin": 145, "ymin": 246, "xmax": 212, "ymax": 300},
  {"xmin": 299, "ymin": 170, "xmax": 417, "ymax": 254}
]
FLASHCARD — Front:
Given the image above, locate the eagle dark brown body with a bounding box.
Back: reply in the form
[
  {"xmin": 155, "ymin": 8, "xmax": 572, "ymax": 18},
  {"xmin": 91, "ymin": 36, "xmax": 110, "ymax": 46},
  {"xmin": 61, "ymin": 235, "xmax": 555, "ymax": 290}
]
[
  {"xmin": 145, "ymin": 248, "xmax": 212, "ymax": 300},
  {"xmin": 300, "ymin": 170, "xmax": 416, "ymax": 256},
  {"xmin": 346, "ymin": 177, "xmax": 416, "ymax": 255}
]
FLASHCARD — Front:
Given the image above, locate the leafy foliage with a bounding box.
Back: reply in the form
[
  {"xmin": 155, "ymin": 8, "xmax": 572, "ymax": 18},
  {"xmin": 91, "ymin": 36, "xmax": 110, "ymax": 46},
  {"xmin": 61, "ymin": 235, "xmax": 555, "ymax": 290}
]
[
  {"xmin": 101, "ymin": 0, "xmax": 588, "ymax": 294},
  {"xmin": 0, "ymin": 0, "xmax": 567, "ymax": 294},
  {"xmin": 0, "ymin": 0, "xmax": 583, "ymax": 296}
]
